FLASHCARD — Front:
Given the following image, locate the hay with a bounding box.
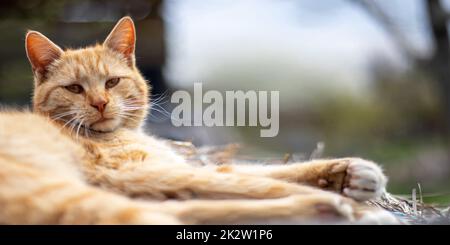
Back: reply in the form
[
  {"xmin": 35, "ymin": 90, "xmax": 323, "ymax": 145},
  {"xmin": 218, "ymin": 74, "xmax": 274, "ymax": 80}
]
[
  {"xmin": 368, "ymin": 192, "xmax": 450, "ymax": 224},
  {"xmin": 169, "ymin": 140, "xmax": 450, "ymax": 224}
]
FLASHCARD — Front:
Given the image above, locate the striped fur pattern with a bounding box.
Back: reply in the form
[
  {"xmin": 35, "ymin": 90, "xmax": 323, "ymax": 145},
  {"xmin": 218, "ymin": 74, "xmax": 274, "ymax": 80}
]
[{"xmin": 0, "ymin": 17, "xmax": 398, "ymax": 224}]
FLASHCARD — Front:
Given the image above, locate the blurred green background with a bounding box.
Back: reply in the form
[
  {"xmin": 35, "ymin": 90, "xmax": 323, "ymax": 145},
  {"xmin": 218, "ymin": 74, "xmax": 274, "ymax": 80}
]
[{"xmin": 0, "ymin": 0, "xmax": 449, "ymax": 205}]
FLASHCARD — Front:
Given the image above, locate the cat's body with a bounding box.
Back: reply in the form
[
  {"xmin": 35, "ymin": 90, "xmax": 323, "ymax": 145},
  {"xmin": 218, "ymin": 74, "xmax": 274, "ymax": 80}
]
[{"xmin": 0, "ymin": 17, "xmax": 398, "ymax": 224}]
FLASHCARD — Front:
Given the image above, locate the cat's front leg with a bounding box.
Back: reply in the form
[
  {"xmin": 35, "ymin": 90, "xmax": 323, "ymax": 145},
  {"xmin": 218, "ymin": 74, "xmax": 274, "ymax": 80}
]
[
  {"xmin": 214, "ymin": 158, "xmax": 387, "ymax": 201},
  {"xmin": 90, "ymin": 164, "xmax": 328, "ymax": 200}
]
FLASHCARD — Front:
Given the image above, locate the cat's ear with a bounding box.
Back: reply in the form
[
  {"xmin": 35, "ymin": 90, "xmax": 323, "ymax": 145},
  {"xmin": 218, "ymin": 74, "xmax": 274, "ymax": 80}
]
[
  {"xmin": 25, "ymin": 31, "xmax": 63, "ymax": 78},
  {"xmin": 103, "ymin": 16, "xmax": 136, "ymax": 66}
]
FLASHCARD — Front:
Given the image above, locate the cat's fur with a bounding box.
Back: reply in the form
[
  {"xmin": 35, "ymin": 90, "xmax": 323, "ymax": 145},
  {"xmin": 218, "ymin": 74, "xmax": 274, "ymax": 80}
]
[{"xmin": 0, "ymin": 17, "xmax": 398, "ymax": 224}]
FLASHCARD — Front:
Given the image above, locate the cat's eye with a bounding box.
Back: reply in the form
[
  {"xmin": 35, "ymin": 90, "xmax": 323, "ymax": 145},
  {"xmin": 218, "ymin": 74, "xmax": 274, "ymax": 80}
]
[
  {"xmin": 64, "ymin": 84, "xmax": 84, "ymax": 94},
  {"xmin": 105, "ymin": 77, "xmax": 120, "ymax": 89}
]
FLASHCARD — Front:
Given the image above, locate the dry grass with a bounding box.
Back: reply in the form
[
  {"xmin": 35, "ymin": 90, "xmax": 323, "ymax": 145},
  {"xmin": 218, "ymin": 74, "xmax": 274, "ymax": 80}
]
[{"xmin": 368, "ymin": 192, "xmax": 450, "ymax": 224}]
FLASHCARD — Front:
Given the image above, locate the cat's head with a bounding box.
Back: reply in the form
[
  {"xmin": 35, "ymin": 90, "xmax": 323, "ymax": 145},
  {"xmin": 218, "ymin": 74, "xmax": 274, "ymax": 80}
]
[{"xmin": 25, "ymin": 17, "xmax": 149, "ymax": 135}]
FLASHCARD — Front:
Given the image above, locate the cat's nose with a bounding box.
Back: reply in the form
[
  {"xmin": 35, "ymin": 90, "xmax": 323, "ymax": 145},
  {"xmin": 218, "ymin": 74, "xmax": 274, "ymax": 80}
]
[{"xmin": 90, "ymin": 99, "xmax": 109, "ymax": 113}]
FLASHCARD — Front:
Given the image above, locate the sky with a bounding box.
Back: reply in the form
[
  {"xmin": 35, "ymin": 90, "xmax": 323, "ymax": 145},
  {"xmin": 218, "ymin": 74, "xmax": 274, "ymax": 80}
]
[{"xmin": 162, "ymin": 0, "xmax": 435, "ymax": 106}]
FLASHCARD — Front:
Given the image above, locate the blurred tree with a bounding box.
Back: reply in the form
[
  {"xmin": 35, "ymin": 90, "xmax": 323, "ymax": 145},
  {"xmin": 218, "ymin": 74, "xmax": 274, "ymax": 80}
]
[{"xmin": 351, "ymin": 0, "xmax": 450, "ymax": 136}]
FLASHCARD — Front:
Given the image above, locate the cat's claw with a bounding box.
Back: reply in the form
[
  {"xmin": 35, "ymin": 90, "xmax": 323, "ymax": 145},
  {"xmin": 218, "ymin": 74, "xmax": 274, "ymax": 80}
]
[{"xmin": 343, "ymin": 158, "xmax": 387, "ymax": 201}]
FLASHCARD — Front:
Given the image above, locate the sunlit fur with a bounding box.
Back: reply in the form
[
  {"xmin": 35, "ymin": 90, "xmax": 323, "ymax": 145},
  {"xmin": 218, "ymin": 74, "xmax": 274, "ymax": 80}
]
[{"xmin": 0, "ymin": 17, "xmax": 398, "ymax": 224}]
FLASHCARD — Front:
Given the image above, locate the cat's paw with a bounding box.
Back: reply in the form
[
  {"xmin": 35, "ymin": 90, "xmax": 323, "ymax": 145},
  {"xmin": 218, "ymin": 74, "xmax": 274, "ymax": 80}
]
[
  {"xmin": 299, "ymin": 194, "xmax": 356, "ymax": 222},
  {"xmin": 342, "ymin": 158, "xmax": 387, "ymax": 201},
  {"xmin": 357, "ymin": 209, "xmax": 402, "ymax": 225}
]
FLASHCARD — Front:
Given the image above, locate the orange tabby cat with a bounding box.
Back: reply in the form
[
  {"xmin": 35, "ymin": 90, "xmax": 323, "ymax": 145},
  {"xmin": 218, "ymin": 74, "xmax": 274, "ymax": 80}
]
[{"xmin": 0, "ymin": 17, "xmax": 398, "ymax": 224}]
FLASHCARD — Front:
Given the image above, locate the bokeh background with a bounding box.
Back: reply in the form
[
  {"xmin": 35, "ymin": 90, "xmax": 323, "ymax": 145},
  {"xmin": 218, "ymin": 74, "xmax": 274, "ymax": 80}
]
[{"xmin": 0, "ymin": 0, "xmax": 449, "ymax": 205}]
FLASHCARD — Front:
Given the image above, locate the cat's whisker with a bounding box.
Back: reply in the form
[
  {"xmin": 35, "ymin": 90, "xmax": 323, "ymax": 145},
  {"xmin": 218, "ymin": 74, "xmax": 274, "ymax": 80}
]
[
  {"xmin": 152, "ymin": 100, "xmax": 169, "ymax": 107},
  {"xmin": 153, "ymin": 106, "xmax": 187, "ymax": 124},
  {"xmin": 122, "ymin": 97, "xmax": 144, "ymax": 102},
  {"xmin": 121, "ymin": 102, "xmax": 144, "ymax": 108},
  {"xmin": 75, "ymin": 118, "xmax": 85, "ymax": 140},
  {"xmin": 150, "ymin": 100, "xmax": 168, "ymax": 109},
  {"xmin": 151, "ymin": 97, "xmax": 165, "ymax": 105},
  {"xmin": 117, "ymin": 114, "xmax": 140, "ymax": 123},
  {"xmin": 122, "ymin": 108, "xmax": 144, "ymax": 112},
  {"xmin": 149, "ymin": 107, "xmax": 169, "ymax": 115},
  {"xmin": 117, "ymin": 111, "xmax": 139, "ymax": 117},
  {"xmin": 68, "ymin": 119, "xmax": 79, "ymax": 134},
  {"xmin": 121, "ymin": 105, "xmax": 145, "ymax": 112},
  {"xmin": 152, "ymin": 103, "xmax": 170, "ymax": 113},
  {"xmin": 121, "ymin": 98, "xmax": 146, "ymax": 105},
  {"xmin": 122, "ymin": 98, "xmax": 184, "ymax": 124},
  {"xmin": 51, "ymin": 111, "xmax": 73, "ymax": 119},
  {"xmin": 150, "ymin": 106, "xmax": 172, "ymax": 117},
  {"xmin": 61, "ymin": 116, "xmax": 79, "ymax": 131},
  {"xmin": 122, "ymin": 104, "xmax": 144, "ymax": 108},
  {"xmin": 83, "ymin": 124, "xmax": 89, "ymax": 138},
  {"xmin": 149, "ymin": 113, "xmax": 166, "ymax": 122},
  {"xmin": 66, "ymin": 113, "xmax": 87, "ymax": 136},
  {"xmin": 51, "ymin": 110, "xmax": 80, "ymax": 121},
  {"xmin": 148, "ymin": 106, "xmax": 186, "ymax": 124},
  {"xmin": 121, "ymin": 100, "xmax": 145, "ymax": 105},
  {"xmin": 117, "ymin": 110, "xmax": 138, "ymax": 115},
  {"xmin": 150, "ymin": 90, "xmax": 168, "ymax": 104}
]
